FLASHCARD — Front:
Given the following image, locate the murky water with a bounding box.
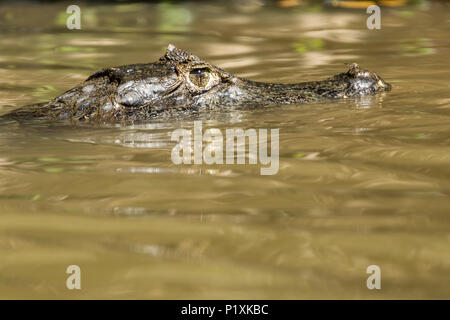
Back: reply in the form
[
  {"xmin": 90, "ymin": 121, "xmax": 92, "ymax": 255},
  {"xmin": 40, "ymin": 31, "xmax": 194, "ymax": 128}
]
[{"xmin": 0, "ymin": 1, "xmax": 449, "ymax": 299}]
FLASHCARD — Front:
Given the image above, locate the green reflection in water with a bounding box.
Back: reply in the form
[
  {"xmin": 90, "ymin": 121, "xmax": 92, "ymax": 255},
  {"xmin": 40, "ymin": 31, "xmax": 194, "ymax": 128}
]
[
  {"xmin": 31, "ymin": 85, "xmax": 59, "ymax": 99},
  {"xmin": 156, "ymin": 2, "xmax": 193, "ymax": 33},
  {"xmin": 399, "ymin": 39, "xmax": 434, "ymax": 55},
  {"xmin": 292, "ymin": 38, "xmax": 325, "ymax": 53}
]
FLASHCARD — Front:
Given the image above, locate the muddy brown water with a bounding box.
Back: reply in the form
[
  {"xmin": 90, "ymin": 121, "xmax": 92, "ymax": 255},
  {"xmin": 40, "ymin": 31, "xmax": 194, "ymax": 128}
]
[{"xmin": 0, "ymin": 1, "xmax": 449, "ymax": 299}]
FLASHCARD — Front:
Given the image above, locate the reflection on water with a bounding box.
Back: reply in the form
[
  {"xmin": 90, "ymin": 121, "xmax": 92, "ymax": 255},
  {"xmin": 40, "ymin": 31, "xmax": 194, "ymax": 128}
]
[{"xmin": 0, "ymin": 1, "xmax": 449, "ymax": 299}]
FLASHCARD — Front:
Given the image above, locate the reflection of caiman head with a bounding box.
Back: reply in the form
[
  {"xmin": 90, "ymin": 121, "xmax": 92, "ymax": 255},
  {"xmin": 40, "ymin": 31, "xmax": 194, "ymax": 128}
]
[{"xmin": 4, "ymin": 44, "xmax": 392, "ymax": 122}]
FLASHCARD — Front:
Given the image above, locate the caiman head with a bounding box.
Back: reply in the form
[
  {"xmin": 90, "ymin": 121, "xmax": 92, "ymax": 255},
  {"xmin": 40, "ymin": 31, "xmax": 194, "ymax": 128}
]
[
  {"xmin": 38, "ymin": 44, "xmax": 245, "ymax": 121},
  {"xmin": 4, "ymin": 44, "xmax": 391, "ymax": 122}
]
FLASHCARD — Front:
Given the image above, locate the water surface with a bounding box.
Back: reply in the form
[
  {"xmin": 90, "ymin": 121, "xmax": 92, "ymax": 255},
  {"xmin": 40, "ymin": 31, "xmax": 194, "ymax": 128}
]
[{"xmin": 0, "ymin": 1, "xmax": 449, "ymax": 299}]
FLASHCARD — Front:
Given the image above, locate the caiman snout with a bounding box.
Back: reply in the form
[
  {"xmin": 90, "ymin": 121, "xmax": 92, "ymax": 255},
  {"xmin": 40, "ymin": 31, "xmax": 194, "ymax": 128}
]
[{"xmin": 345, "ymin": 63, "xmax": 391, "ymax": 95}]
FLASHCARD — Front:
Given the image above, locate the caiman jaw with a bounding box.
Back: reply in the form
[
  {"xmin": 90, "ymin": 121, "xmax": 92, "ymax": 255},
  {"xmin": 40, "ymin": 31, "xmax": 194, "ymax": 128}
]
[{"xmin": 215, "ymin": 63, "xmax": 392, "ymax": 106}]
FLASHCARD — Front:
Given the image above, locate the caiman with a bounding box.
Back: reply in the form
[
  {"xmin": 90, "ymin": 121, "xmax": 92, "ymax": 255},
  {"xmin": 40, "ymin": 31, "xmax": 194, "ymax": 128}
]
[{"xmin": 1, "ymin": 44, "xmax": 391, "ymax": 122}]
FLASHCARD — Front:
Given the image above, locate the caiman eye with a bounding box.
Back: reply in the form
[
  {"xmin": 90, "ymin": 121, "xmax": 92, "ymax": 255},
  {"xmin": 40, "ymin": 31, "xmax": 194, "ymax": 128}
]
[{"xmin": 189, "ymin": 68, "xmax": 212, "ymax": 88}]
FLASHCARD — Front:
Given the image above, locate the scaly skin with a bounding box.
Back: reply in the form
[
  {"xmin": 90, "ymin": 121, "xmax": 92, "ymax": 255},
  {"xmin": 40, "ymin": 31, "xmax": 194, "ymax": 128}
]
[{"xmin": 1, "ymin": 44, "xmax": 391, "ymax": 122}]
